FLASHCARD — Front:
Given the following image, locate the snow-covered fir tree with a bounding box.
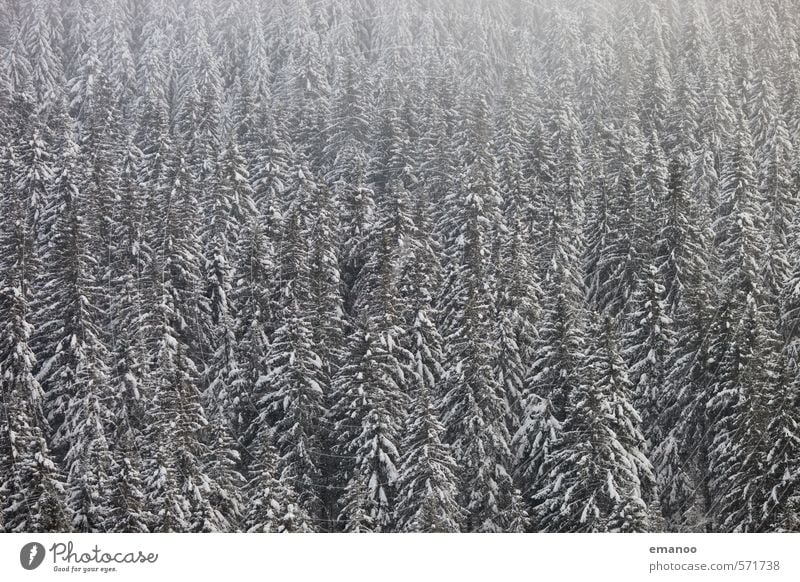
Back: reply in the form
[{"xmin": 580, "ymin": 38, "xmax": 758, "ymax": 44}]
[
  {"xmin": 34, "ymin": 138, "xmax": 115, "ymax": 532},
  {"xmin": 534, "ymin": 315, "xmax": 656, "ymax": 533},
  {"xmin": 0, "ymin": 149, "xmax": 71, "ymax": 532}
]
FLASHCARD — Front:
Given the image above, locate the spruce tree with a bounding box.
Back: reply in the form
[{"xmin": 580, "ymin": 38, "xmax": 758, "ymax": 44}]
[
  {"xmin": 535, "ymin": 315, "xmax": 656, "ymax": 533},
  {"xmin": 395, "ymin": 370, "xmax": 463, "ymax": 532},
  {"xmin": 439, "ymin": 160, "xmax": 518, "ymax": 532},
  {"xmin": 229, "ymin": 214, "xmax": 274, "ymax": 445},
  {"xmin": 0, "ymin": 285, "xmax": 71, "ymax": 533},
  {"xmin": 0, "ymin": 163, "xmax": 70, "ymax": 531},
  {"xmin": 259, "ymin": 174, "xmax": 327, "ymax": 521},
  {"xmin": 244, "ymin": 426, "xmax": 314, "ymax": 533},
  {"xmin": 394, "ymin": 197, "xmax": 462, "ymax": 532},
  {"xmin": 760, "ymin": 111, "xmax": 795, "ymax": 299},
  {"xmin": 143, "ymin": 149, "xmax": 221, "ymax": 533},
  {"xmin": 625, "ymin": 265, "xmax": 674, "ymax": 449},
  {"xmin": 712, "ymin": 302, "xmax": 796, "ymax": 532},
  {"xmin": 334, "ymin": 317, "xmax": 408, "ymax": 532},
  {"xmin": 35, "ymin": 139, "xmax": 114, "ymax": 532}
]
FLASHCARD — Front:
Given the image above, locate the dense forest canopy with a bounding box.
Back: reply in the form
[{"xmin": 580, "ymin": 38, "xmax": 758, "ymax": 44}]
[{"xmin": 0, "ymin": 0, "xmax": 798, "ymax": 533}]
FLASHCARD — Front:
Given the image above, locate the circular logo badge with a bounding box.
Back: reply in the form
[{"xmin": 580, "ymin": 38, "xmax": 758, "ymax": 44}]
[{"xmin": 20, "ymin": 542, "xmax": 46, "ymax": 570}]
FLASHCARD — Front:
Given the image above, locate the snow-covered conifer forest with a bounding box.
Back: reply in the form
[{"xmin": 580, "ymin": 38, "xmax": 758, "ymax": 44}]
[{"xmin": 0, "ymin": 0, "xmax": 798, "ymax": 533}]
